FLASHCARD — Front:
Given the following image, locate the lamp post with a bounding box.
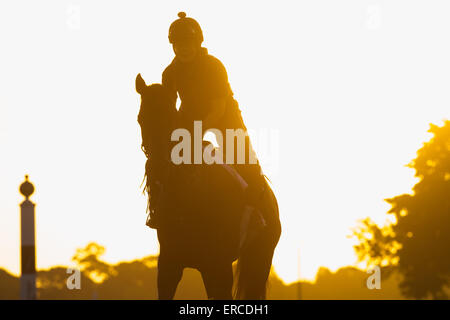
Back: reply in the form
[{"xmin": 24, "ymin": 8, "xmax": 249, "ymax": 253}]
[{"xmin": 19, "ymin": 175, "xmax": 37, "ymax": 300}]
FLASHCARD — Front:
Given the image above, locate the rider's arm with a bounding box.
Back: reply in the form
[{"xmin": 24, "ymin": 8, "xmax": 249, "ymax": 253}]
[
  {"xmin": 202, "ymin": 58, "xmax": 233, "ymax": 129},
  {"xmin": 203, "ymin": 99, "xmax": 226, "ymax": 129}
]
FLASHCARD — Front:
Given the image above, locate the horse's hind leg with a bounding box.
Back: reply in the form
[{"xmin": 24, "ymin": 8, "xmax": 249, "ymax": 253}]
[
  {"xmin": 157, "ymin": 253, "xmax": 183, "ymax": 300},
  {"xmin": 199, "ymin": 262, "xmax": 233, "ymax": 300}
]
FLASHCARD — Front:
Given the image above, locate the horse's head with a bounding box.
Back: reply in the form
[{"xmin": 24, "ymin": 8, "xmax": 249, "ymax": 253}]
[{"xmin": 136, "ymin": 73, "xmax": 177, "ymax": 158}]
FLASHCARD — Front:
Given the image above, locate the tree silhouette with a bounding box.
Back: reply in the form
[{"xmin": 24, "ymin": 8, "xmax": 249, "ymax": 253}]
[
  {"xmin": 353, "ymin": 120, "xmax": 450, "ymax": 299},
  {"xmin": 72, "ymin": 242, "xmax": 116, "ymax": 283}
]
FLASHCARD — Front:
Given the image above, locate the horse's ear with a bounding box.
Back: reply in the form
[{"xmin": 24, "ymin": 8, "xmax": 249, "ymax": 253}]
[{"xmin": 135, "ymin": 73, "xmax": 147, "ymax": 94}]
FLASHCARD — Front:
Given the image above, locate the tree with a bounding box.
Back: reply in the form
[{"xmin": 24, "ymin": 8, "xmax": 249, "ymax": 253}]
[
  {"xmin": 353, "ymin": 120, "xmax": 450, "ymax": 299},
  {"xmin": 72, "ymin": 242, "xmax": 116, "ymax": 283}
]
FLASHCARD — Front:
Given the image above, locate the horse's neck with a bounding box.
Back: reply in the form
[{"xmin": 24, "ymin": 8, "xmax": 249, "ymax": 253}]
[
  {"xmin": 146, "ymin": 120, "xmax": 178, "ymax": 182},
  {"xmin": 148, "ymin": 137, "xmax": 175, "ymax": 177}
]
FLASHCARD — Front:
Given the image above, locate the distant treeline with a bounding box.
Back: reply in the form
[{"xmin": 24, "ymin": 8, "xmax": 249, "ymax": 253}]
[{"xmin": 0, "ymin": 261, "xmax": 406, "ymax": 300}]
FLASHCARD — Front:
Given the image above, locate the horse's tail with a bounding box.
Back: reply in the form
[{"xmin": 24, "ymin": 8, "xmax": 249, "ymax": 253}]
[{"xmin": 233, "ymin": 182, "xmax": 281, "ymax": 300}]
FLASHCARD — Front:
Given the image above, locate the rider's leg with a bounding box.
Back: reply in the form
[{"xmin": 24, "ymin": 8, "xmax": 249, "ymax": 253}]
[
  {"xmin": 157, "ymin": 252, "xmax": 183, "ymax": 300},
  {"xmin": 229, "ymin": 132, "xmax": 266, "ymax": 207},
  {"xmin": 200, "ymin": 262, "xmax": 233, "ymax": 300},
  {"xmin": 234, "ymin": 164, "xmax": 265, "ymax": 204}
]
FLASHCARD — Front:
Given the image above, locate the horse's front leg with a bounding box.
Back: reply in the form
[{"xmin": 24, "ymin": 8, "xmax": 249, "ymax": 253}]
[
  {"xmin": 157, "ymin": 252, "xmax": 183, "ymax": 300},
  {"xmin": 199, "ymin": 262, "xmax": 234, "ymax": 300}
]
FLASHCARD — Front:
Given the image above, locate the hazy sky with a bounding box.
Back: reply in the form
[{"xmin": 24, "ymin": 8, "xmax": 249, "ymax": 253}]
[{"xmin": 1, "ymin": 0, "xmax": 449, "ymax": 283}]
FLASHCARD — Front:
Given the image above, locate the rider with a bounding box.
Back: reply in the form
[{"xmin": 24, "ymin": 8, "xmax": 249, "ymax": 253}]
[{"xmin": 147, "ymin": 12, "xmax": 266, "ymax": 228}]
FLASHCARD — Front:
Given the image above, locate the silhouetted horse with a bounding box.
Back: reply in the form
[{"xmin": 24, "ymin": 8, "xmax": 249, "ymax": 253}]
[{"xmin": 136, "ymin": 74, "xmax": 281, "ymax": 299}]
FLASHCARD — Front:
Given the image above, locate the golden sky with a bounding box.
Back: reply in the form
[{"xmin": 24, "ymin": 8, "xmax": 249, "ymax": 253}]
[{"xmin": 1, "ymin": 0, "xmax": 449, "ymax": 283}]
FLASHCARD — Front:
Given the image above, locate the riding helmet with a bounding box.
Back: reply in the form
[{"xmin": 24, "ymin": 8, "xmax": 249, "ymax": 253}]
[{"xmin": 168, "ymin": 12, "xmax": 204, "ymax": 44}]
